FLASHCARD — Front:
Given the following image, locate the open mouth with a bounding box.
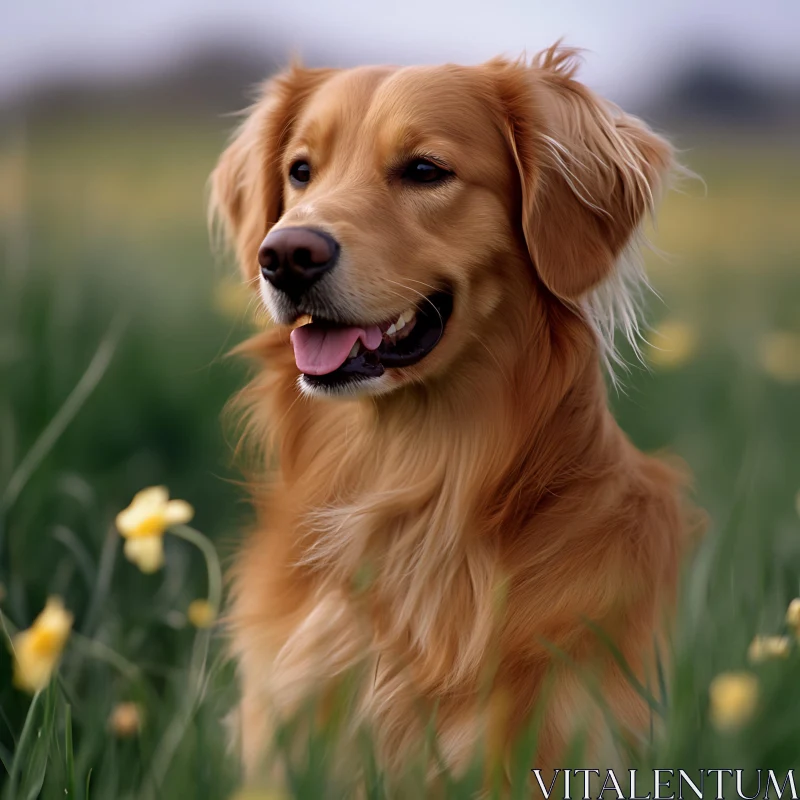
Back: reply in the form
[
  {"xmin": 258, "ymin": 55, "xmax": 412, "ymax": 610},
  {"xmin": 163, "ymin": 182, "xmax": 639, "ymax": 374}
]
[{"xmin": 290, "ymin": 290, "xmax": 454, "ymax": 389}]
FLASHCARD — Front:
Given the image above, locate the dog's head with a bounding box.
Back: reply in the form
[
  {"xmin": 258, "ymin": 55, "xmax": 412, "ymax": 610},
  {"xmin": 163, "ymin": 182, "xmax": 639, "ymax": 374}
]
[{"xmin": 211, "ymin": 47, "xmax": 672, "ymax": 398}]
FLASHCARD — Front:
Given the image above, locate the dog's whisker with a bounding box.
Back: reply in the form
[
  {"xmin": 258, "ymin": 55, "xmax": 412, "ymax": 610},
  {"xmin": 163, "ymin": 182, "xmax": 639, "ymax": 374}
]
[
  {"xmin": 383, "ymin": 279, "xmax": 445, "ymax": 329},
  {"xmin": 393, "ymin": 277, "xmax": 442, "ymax": 294}
]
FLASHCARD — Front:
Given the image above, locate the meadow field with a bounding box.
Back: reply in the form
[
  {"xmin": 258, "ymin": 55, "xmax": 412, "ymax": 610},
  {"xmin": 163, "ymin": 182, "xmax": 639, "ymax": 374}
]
[{"xmin": 1, "ymin": 111, "xmax": 799, "ymax": 798}]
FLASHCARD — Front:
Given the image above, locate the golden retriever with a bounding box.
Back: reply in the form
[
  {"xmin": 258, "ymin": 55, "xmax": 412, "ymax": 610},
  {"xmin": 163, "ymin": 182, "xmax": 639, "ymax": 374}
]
[{"xmin": 210, "ymin": 44, "xmax": 695, "ymax": 785}]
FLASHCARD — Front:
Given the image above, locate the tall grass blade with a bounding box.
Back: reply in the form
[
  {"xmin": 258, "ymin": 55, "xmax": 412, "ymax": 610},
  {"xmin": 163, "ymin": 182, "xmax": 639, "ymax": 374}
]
[
  {"xmin": 0, "ymin": 314, "xmax": 126, "ymax": 515},
  {"xmin": 581, "ymin": 616, "xmax": 666, "ymax": 717},
  {"xmin": 65, "ymin": 704, "xmax": 75, "ymax": 798},
  {"xmin": 20, "ymin": 680, "xmax": 58, "ymax": 800},
  {"xmin": 4, "ymin": 689, "xmax": 43, "ymax": 800}
]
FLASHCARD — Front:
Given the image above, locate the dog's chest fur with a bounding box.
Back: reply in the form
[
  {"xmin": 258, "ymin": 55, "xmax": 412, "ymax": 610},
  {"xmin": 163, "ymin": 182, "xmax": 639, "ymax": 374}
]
[{"xmin": 229, "ymin": 335, "xmax": 688, "ymax": 772}]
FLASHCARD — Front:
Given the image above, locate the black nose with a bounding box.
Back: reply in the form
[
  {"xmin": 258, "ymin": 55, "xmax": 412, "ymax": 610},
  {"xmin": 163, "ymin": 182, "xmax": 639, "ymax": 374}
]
[{"xmin": 258, "ymin": 227, "xmax": 339, "ymax": 300}]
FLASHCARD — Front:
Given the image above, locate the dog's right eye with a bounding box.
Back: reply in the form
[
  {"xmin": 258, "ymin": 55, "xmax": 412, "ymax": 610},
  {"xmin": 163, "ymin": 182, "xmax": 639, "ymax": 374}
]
[{"xmin": 289, "ymin": 160, "xmax": 311, "ymax": 186}]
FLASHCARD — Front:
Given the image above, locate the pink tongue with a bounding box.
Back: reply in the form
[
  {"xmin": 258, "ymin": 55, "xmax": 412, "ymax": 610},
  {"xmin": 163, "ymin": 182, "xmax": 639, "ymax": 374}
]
[{"xmin": 290, "ymin": 323, "xmax": 383, "ymax": 375}]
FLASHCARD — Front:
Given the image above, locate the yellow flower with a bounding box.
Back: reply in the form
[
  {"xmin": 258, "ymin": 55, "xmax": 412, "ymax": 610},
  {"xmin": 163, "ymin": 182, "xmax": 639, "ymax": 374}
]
[
  {"xmin": 709, "ymin": 671, "xmax": 759, "ymax": 732},
  {"xmin": 116, "ymin": 486, "xmax": 194, "ymax": 573},
  {"xmin": 229, "ymin": 791, "xmax": 289, "ymax": 800},
  {"xmin": 645, "ymin": 320, "xmax": 697, "ymax": 369},
  {"xmin": 786, "ymin": 598, "xmax": 800, "ymax": 632},
  {"xmin": 747, "ymin": 635, "xmax": 791, "ymax": 663},
  {"xmin": 12, "ymin": 597, "xmax": 73, "ymax": 694},
  {"xmin": 109, "ymin": 702, "xmax": 142, "ymax": 737},
  {"xmin": 758, "ymin": 331, "xmax": 800, "ymax": 383},
  {"xmin": 187, "ymin": 599, "xmax": 216, "ymax": 629}
]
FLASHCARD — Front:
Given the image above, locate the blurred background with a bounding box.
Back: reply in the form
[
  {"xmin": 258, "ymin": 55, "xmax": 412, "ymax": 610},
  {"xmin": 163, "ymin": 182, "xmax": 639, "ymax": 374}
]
[{"xmin": 1, "ymin": 2, "xmax": 799, "ymax": 797}]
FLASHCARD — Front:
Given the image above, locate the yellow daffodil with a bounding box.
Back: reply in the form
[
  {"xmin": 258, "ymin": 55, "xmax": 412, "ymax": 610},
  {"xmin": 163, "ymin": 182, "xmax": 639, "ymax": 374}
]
[
  {"xmin": 645, "ymin": 320, "xmax": 697, "ymax": 369},
  {"xmin": 709, "ymin": 671, "xmax": 759, "ymax": 732},
  {"xmin": 116, "ymin": 486, "xmax": 193, "ymax": 573},
  {"xmin": 747, "ymin": 635, "xmax": 791, "ymax": 663},
  {"xmin": 758, "ymin": 331, "xmax": 800, "ymax": 383},
  {"xmin": 109, "ymin": 701, "xmax": 143, "ymax": 737},
  {"xmin": 12, "ymin": 597, "xmax": 73, "ymax": 694},
  {"xmin": 786, "ymin": 598, "xmax": 800, "ymax": 632},
  {"xmin": 187, "ymin": 599, "xmax": 216, "ymax": 629}
]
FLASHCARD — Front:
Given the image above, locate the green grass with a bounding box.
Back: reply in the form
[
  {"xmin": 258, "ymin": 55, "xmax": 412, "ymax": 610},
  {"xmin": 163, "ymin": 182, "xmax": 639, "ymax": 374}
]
[{"xmin": 1, "ymin": 112, "xmax": 800, "ymax": 798}]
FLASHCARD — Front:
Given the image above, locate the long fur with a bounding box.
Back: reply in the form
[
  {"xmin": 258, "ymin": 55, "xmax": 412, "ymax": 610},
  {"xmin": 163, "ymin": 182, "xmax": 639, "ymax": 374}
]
[{"xmin": 210, "ymin": 46, "xmax": 700, "ymax": 785}]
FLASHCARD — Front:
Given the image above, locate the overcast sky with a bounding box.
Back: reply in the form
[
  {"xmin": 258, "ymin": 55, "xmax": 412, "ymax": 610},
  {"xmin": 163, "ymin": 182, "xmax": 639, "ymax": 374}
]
[{"xmin": 3, "ymin": 0, "xmax": 799, "ymax": 103}]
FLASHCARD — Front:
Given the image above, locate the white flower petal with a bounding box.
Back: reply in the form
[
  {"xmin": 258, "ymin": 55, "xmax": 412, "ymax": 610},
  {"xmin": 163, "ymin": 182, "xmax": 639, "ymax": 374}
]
[
  {"xmin": 124, "ymin": 536, "xmax": 165, "ymax": 573},
  {"xmin": 164, "ymin": 499, "xmax": 194, "ymax": 526},
  {"xmin": 115, "ymin": 507, "xmax": 138, "ymax": 537},
  {"xmin": 132, "ymin": 486, "xmax": 169, "ymax": 507}
]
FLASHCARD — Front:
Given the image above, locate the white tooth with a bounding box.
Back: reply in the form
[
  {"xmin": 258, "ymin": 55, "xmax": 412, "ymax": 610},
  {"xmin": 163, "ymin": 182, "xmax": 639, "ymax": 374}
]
[
  {"xmin": 348, "ymin": 342, "xmax": 360, "ymax": 358},
  {"xmin": 395, "ymin": 316, "xmax": 406, "ymax": 332},
  {"xmin": 386, "ymin": 323, "xmax": 397, "ymax": 336},
  {"xmin": 401, "ymin": 308, "xmax": 416, "ymax": 324}
]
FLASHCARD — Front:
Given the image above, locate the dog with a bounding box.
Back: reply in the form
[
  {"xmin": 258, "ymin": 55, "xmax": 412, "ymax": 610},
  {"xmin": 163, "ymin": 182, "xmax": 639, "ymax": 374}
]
[{"xmin": 210, "ymin": 44, "xmax": 696, "ymax": 785}]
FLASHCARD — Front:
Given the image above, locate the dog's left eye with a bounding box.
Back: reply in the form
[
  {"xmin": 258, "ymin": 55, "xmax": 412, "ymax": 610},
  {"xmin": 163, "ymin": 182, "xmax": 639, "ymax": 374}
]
[
  {"xmin": 401, "ymin": 158, "xmax": 451, "ymax": 185},
  {"xmin": 289, "ymin": 160, "xmax": 311, "ymax": 186}
]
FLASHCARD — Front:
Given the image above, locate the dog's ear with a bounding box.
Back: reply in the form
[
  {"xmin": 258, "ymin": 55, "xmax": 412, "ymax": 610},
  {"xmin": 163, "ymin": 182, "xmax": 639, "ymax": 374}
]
[
  {"xmin": 209, "ymin": 65, "xmax": 336, "ymax": 281},
  {"xmin": 490, "ymin": 46, "xmax": 672, "ymax": 299}
]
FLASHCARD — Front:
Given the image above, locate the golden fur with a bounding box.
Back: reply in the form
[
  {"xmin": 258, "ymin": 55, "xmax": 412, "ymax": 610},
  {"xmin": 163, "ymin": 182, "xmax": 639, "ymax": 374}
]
[{"xmin": 210, "ymin": 45, "xmax": 697, "ymax": 783}]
